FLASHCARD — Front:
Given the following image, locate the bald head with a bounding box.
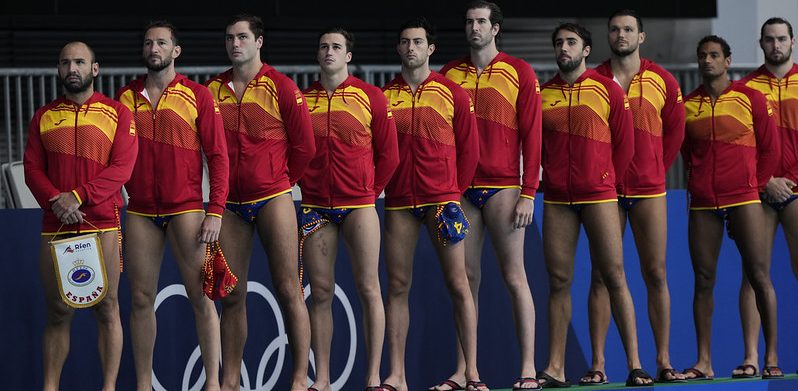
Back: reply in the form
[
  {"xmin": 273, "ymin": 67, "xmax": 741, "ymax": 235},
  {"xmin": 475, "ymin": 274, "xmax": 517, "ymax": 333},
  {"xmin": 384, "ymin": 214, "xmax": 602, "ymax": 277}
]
[
  {"xmin": 59, "ymin": 41, "xmax": 96, "ymax": 64},
  {"xmin": 58, "ymin": 41, "xmax": 99, "ymax": 95}
]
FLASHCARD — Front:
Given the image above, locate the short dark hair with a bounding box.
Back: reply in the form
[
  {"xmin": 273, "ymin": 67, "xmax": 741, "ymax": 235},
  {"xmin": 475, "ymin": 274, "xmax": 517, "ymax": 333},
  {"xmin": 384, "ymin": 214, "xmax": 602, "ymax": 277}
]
[
  {"xmin": 228, "ymin": 14, "xmax": 264, "ymax": 40},
  {"xmin": 60, "ymin": 41, "xmax": 97, "ymax": 63},
  {"xmin": 608, "ymin": 9, "xmax": 643, "ymax": 33},
  {"xmin": 398, "ymin": 17, "xmax": 437, "ymax": 45},
  {"xmin": 319, "ymin": 26, "xmax": 355, "ymax": 52},
  {"xmin": 466, "ymin": 0, "xmax": 503, "ymax": 44},
  {"xmin": 551, "ymin": 22, "xmax": 592, "ymax": 50},
  {"xmin": 761, "ymin": 17, "xmax": 794, "ymax": 39},
  {"xmin": 144, "ymin": 20, "xmax": 179, "ymax": 46},
  {"xmin": 697, "ymin": 35, "xmax": 732, "ymax": 58}
]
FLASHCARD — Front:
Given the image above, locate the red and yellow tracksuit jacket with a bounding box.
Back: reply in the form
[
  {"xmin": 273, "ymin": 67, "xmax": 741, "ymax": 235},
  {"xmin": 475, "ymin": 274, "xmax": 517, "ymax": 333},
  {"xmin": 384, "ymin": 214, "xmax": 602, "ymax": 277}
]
[
  {"xmin": 205, "ymin": 64, "xmax": 315, "ymax": 204},
  {"xmin": 116, "ymin": 73, "xmax": 229, "ymax": 217},
  {"xmin": 683, "ymin": 81, "xmax": 780, "ymax": 209},
  {"xmin": 440, "ymin": 52, "xmax": 542, "ymax": 198},
  {"xmin": 741, "ymin": 64, "xmax": 798, "ymax": 194},
  {"xmin": 24, "ymin": 92, "xmax": 138, "ymax": 234},
  {"xmin": 594, "ymin": 58, "xmax": 686, "ymax": 197},
  {"xmin": 540, "ymin": 68, "xmax": 635, "ymax": 204},
  {"xmin": 382, "ymin": 72, "xmax": 480, "ymax": 209},
  {"xmin": 301, "ymin": 75, "xmax": 399, "ymax": 208}
]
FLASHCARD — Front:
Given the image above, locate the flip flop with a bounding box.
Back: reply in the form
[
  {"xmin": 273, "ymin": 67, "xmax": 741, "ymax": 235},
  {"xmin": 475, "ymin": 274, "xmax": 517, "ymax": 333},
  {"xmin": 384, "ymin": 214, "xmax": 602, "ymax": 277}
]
[
  {"xmin": 682, "ymin": 367, "xmax": 714, "ymax": 381},
  {"xmin": 428, "ymin": 380, "xmax": 465, "ymax": 391},
  {"xmin": 466, "ymin": 380, "xmax": 489, "ymax": 391},
  {"xmin": 731, "ymin": 364, "xmax": 758, "ymax": 378},
  {"xmin": 578, "ymin": 370, "xmax": 608, "ymax": 385},
  {"xmin": 378, "ymin": 384, "xmax": 399, "ymax": 391},
  {"xmin": 625, "ymin": 368, "xmax": 653, "ymax": 387},
  {"xmin": 762, "ymin": 366, "xmax": 785, "ymax": 379},
  {"xmin": 513, "ymin": 377, "xmax": 541, "ymax": 390},
  {"xmin": 656, "ymin": 368, "xmax": 686, "ymax": 383},
  {"xmin": 536, "ymin": 371, "xmax": 570, "ymax": 388}
]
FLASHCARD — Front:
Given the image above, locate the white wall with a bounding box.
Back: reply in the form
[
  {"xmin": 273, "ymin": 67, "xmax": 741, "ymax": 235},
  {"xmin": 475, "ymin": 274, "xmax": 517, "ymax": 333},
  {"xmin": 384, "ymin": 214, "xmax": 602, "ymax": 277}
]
[{"xmin": 713, "ymin": 0, "xmax": 798, "ymax": 65}]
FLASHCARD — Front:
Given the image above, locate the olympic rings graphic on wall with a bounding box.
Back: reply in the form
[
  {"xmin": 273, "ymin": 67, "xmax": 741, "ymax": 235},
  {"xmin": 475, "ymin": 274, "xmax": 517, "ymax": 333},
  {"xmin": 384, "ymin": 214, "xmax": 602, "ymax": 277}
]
[{"xmin": 150, "ymin": 281, "xmax": 358, "ymax": 390}]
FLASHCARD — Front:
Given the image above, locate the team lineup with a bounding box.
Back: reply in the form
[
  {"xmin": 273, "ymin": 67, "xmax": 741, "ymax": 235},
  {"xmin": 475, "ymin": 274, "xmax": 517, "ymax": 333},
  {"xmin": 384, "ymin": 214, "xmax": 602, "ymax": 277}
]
[{"xmin": 22, "ymin": 1, "xmax": 798, "ymax": 390}]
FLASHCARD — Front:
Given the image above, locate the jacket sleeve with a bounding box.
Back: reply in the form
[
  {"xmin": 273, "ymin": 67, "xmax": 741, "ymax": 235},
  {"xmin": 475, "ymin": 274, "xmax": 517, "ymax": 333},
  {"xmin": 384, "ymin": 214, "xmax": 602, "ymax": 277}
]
[
  {"xmin": 194, "ymin": 85, "xmax": 229, "ymax": 217},
  {"xmin": 607, "ymin": 82, "xmax": 635, "ymax": 183},
  {"xmin": 517, "ymin": 64, "xmax": 543, "ymax": 199},
  {"xmin": 452, "ymin": 86, "xmax": 480, "ymax": 193},
  {"xmin": 660, "ymin": 71, "xmax": 686, "ymax": 170},
  {"xmin": 23, "ymin": 111, "xmax": 61, "ymax": 209},
  {"xmin": 751, "ymin": 90, "xmax": 781, "ymax": 191},
  {"xmin": 73, "ymin": 106, "xmax": 138, "ymax": 205},
  {"xmin": 277, "ymin": 77, "xmax": 316, "ymax": 185},
  {"xmin": 367, "ymin": 88, "xmax": 399, "ymax": 198}
]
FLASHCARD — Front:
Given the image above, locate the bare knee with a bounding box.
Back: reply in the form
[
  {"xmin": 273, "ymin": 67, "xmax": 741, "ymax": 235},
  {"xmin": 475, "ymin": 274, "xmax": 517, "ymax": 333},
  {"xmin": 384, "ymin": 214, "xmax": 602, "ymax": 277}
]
[
  {"xmin": 387, "ymin": 272, "xmax": 412, "ymax": 299},
  {"xmin": 309, "ymin": 279, "xmax": 335, "ymax": 308},
  {"xmin": 221, "ymin": 285, "xmax": 248, "ymax": 311},
  {"xmin": 548, "ymin": 269, "xmax": 573, "ymax": 294},
  {"xmin": 47, "ymin": 303, "xmax": 75, "ymax": 327},
  {"xmin": 641, "ymin": 262, "xmax": 668, "ymax": 290},
  {"xmin": 130, "ymin": 288, "xmax": 156, "ymax": 312},
  {"xmin": 355, "ymin": 278, "xmax": 382, "ymax": 304},
  {"xmin": 744, "ymin": 267, "xmax": 772, "ymax": 293},
  {"xmin": 693, "ymin": 267, "xmax": 716, "ymax": 292},
  {"xmin": 503, "ymin": 271, "xmax": 530, "ymax": 296},
  {"xmin": 598, "ymin": 264, "xmax": 627, "ymax": 292},
  {"xmin": 93, "ymin": 296, "xmax": 120, "ymax": 324}
]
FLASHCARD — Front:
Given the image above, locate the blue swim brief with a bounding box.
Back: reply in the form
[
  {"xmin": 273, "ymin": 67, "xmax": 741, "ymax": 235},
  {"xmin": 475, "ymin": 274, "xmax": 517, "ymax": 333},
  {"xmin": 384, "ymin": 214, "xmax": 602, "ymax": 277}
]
[
  {"xmin": 463, "ymin": 188, "xmax": 503, "ymax": 209},
  {"xmin": 761, "ymin": 193, "xmax": 798, "ymax": 212},
  {"xmin": 408, "ymin": 202, "xmax": 469, "ymax": 246},
  {"xmin": 226, "ymin": 198, "xmax": 274, "ymax": 223},
  {"xmin": 298, "ymin": 206, "xmax": 354, "ymax": 239}
]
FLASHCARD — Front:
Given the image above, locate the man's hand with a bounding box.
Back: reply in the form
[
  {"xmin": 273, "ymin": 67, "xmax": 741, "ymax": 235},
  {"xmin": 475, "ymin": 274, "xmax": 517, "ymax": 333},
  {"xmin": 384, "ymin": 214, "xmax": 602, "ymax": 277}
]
[
  {"xmin": 60, "ymin": 210, "xmax": 86, "ymax": 225},
  {"xmin": 513, "ymin": 197, "xmax": 535, "ymax": 230},
  {"xmin": 49, "ymin": 192, "xmax": 81, "ymax": 222},
  {"xmin": 765, "ymin": 177, "xmax": 797, "ymax": 203},
  {"xmin": 198, "ymin": 214, "xmax": 222, "ymax": 243}
]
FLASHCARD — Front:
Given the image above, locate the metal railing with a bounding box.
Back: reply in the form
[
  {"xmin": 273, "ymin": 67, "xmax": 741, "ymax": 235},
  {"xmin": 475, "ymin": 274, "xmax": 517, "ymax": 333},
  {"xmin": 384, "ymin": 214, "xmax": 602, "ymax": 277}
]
[{"xmin": 0, "ymin": 63, "xmax": 762, "ymax": 208}]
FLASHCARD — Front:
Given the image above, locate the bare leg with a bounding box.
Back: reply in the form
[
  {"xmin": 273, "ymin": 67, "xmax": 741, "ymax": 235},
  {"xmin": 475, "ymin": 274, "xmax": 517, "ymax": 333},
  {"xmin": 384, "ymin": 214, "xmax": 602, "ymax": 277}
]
[
  {"xmin": 422, "ymin": 210, "xmax": 481, "ymax": 386},
  {"xmin": 784, "ymin": 202, "xmax": 798, "ymax": 280},
  {"xmin": 482, "ymin": 190, "xmax": 537, "ymax": 383},
  {"xmin": 254, "ymin": 194, "xmax": 310, "ymax": 391},
  {"xmin": 735, "ymin": 204, "xmax": 777, "ymax": 377},
  {"xmin": 581, "ymin": 203, "xmax": 649, "ymax": 385},
  {"xmin": 125, "ymin": 214, "xmax": 167, "ymax": 391},
  {"xmin": 305, "ymin": 221, "xmax": 339, "ymax": 391},
  {"xmin": 584, "ymin": 205, "xmax": 626, "ymax": 383},
  {"xmin": 340, "ymin": 208, "xmax": 386, "ymax": 388},
  {"xmin": 382, "ymin": 210, "xmax": 422, "ymax": 391},
  {"xmin": 439, "ymin": 197, "xmax": 485, "ymax": 390},
  {"xmin": 540, "ymin": 204, "xmax": 580, "ymax": 384},
  {"xmin": 728, "ymin": 204, "xmax": 779, "ymax": 373},
  {"xmin": 166, "ymin": 212, "xmax": 221, "ymax": 390},
  {"xmin": 93, "ymin": 232, "xmax": 124, "ymax": 391},
  {"xmin": 218, "ymin": 209, "xmax": 255, "ymax": 391},
  {"xmin": 685, "ymin": 210, "xmax": 723, "ymax": 379},
  {"xmin": 39, "ymin": 236, "xmax": 76, "ymax": 391}
]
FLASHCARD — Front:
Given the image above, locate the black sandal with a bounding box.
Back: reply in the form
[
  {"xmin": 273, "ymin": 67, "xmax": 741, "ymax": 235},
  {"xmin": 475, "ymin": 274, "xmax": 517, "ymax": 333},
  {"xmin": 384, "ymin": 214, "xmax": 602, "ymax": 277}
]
[{"xmin": 625, "ymin": 368, "xmax": 654, "ymax": 387}]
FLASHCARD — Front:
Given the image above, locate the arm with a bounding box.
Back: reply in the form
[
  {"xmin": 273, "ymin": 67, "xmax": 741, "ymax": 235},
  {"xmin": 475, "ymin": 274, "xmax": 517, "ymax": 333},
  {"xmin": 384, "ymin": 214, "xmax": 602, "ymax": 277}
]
[
  {"xmin": 608, "ymin": 83, "xmax": 635, "ymax": 182},
  {"xmin": 368, "ymin": 89, "xmax": 399, "ymax": 197},
  {"xmin": 453, "ymin": 88, "xmax": 480, "ymax": 193},
  {"xmin": 517, "ymin": 64, "xmax": 543, "ymax": 199},
  {"xmin": 278, "ymin": 77, "xmax": 316, "ymax": 185},
  {"xmin": 751, "ymin": 91, "xmax": 781, "ymax": 192},
  {"xmin": 72, "ymin": 107, "xmax": 138, "ymax": 206},
  {"xmin": 660, "ymin": 73, "xmax": 686, "ymax": 170},
  {"xmin": 23, "ymin": 112, "xmax": 61, "ymax": 209},
  {"xmin": 195, "ymin": 86, "xmax": 230, "ymax": 218}
]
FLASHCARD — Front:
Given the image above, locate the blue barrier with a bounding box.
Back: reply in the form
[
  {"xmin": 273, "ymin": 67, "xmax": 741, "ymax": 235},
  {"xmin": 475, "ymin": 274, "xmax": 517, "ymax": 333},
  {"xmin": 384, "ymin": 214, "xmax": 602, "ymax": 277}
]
[{"xmin": 1, "ymin": 191, "xmax": 796, "ymax": 390}]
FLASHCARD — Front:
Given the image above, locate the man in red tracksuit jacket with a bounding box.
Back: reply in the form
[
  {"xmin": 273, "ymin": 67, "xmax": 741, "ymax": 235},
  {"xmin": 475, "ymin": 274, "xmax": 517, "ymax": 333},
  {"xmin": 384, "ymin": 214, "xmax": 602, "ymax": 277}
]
[
  {"xmin": 681, "ymin": 35, "xmax": 782, "ymax": 381},
  {"xmin": 378, "ymin": 18, "xmax": 486, "ymax": 391},
  {"xmin": 586, "ymin": 9, "xmax": 686, "ymax": 385},
  {"xmin": 439, "ymin": 2, "xmax": 542, "ymax": 389},
  {"xmin": 299, "ymin": 27, "xmax": 399, "ymax": 391},
  {"xmin": 24, "ymin": 41, "xmax": 138, "ymax": 390},
  {"xmin": 734, "ymin": 17, "xmax": 798, "ymax": 380},
  {"xmin": 537, "ymin": 23, "xmax": 654, "ymax": 388},
  {"xmin": 204, "ymin": 15, "xmax": 316, "ymax": 390},
  {"xmin": 116, "ymin": 21, "xmax": 229, "ymax": 390}
]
